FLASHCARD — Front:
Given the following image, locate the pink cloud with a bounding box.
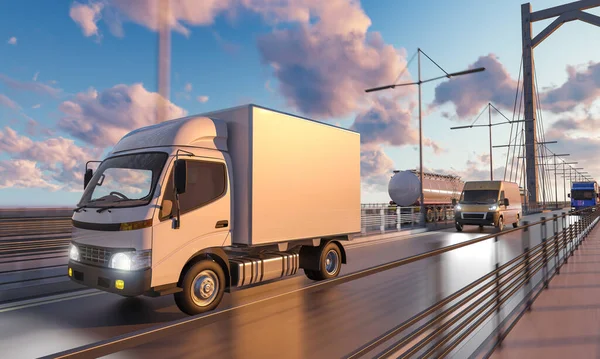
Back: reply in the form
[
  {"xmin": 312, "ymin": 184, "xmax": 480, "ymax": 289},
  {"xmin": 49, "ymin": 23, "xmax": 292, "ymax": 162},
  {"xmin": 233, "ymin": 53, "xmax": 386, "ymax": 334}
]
[
  {"xmin": 58, "ymin": 83, "xmax": 187, "ymax": 148},
  {"xmin": 0, "ymin": 160, "xmax": 60, "ymax": 190},
  {"xmin": 7, "ymin": 37, "xmax": 17, "ymax": 45},
  {"xmin": 360, "ymin": 145, "xmax": 395, "ymax": 192},
  {"xmin": 350, "ymin": 96, "xmax": 443, "ymax": 154},
  {"xmin": 432, "ymin": 54, "xmax": 517, "ymax": 119},
  {"xmin": 0, "ymin": 73, "xmax": 61, "ymax": 97},
  {"xmin": 0, "ymin": 127, "xmax": 103, "ymax": 191},
  {"xmin": 70, "ymin": 1, "xmax": 409, "ymax": 121},
  {"xmin": 197, "ymin": 95, "xmax": 209, "ymax": 103},
  {"xmin": 0, "ymin": 94, "xmax": 19, "ymax": 110},
  {"xmin": 70, "ymin": 0, "xmax": 233, "ymax": 38},
  {"xmin": 69, "ymin": 2, "xmax": 104, "ymax": 38},
  {"xmin": 541, "ymin": 61, "xmax": 600, "ymax": 113}
]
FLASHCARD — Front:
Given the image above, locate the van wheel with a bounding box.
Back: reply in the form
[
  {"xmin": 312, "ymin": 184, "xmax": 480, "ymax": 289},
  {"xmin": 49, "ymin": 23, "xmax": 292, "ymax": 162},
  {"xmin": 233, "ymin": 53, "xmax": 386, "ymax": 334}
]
[
  {"xmin": 496, "ymin": 216, "xmax": 504, "ymax": 232},
  {"xmin": 174, "ymin": 259, "xmax": 225, "ymax": 316},
  {"xmin": 513, "ymin": 214, "xmax": 520, "ymax": 228},
  {"xmin": 455, "ymin": 222, "xmax": 463, "ymax": 232}
]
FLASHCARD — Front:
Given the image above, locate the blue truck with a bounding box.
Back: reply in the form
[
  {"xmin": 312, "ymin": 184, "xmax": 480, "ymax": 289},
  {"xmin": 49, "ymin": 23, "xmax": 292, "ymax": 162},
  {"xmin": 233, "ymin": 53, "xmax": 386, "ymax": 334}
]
[{"xmin": 569, "ymin": 181, "xmax": 599, "ymax": 211}]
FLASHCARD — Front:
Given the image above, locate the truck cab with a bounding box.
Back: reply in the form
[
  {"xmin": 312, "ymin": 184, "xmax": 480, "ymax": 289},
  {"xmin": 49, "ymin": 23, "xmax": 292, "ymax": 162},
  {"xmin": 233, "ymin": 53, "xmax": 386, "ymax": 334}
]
[
  {"xmin": 568, "ymin": 181, "xmax": 599, "ymax": 211},
  {"xmin": 453, "ymin": 180, "xmax": 522, "ymax": 232},
  {"xmin": 67, "ymin": 105, "xmax": 361, "ymax": 315}
]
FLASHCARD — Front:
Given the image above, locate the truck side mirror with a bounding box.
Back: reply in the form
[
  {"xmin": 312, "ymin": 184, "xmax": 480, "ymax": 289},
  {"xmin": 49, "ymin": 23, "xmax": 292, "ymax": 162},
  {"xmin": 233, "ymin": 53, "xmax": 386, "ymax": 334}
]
[
  {"xmin": 568, "ymin": 193, "xmax": 571, "ymax": 198},
  {"xmin": 452, "ymin": 199, "xmax": 457, "ymax": 206},
  {"xmin": 84, "ymin": 169, "xmax": 93, "ymax": 189},
  {"xmin": 174, "ymin": 159, "xmax": 187, "ymax": 195},
  {"xmin": 503, "ymin": 198, "xmax": 509, "ymax": 206},
  {"xmin": 160, "ymin": 200, "xmax": 173, "ymax": 219}
]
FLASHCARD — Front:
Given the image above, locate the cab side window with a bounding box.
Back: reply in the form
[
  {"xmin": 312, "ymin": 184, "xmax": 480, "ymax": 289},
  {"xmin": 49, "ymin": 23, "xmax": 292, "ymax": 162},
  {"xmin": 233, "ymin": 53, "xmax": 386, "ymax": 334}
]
[{"xmin": 160, "ymin": 160, "xmax": 227, "ymax": 220}]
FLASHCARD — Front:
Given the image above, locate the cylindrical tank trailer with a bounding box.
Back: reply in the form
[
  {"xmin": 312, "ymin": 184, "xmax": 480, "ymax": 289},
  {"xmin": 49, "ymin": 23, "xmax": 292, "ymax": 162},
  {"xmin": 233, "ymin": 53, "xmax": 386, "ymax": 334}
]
[{"xmin": 388, "ymin": 170, "xmax": 464, "ymax": 222}]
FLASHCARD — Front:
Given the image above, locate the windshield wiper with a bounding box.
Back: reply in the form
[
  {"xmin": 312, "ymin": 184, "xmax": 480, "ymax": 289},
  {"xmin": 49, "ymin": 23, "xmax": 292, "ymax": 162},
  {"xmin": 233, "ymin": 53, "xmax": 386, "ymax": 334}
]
[
  {"xmin": 96, "ymin": 200, "xmax": 127, "ymax": 213},
  {"xmin": 73, "ymin": 205, "xmax": 88, "ymax": 213}
]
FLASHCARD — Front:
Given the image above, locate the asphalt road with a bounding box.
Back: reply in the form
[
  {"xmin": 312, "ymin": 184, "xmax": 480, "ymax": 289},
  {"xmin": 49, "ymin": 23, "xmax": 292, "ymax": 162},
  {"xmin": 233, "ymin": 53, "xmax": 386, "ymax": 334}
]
[{"xmin": 0, "ymin": 209, "xmax": 578, "ymax": 359}]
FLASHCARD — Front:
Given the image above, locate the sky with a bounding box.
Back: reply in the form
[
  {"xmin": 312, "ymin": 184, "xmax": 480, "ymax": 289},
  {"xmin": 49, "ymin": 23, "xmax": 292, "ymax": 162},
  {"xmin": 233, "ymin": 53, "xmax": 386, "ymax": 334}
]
[{"xmin": 0, "ymin": 0, "xmax": 600, "ymax": 207}]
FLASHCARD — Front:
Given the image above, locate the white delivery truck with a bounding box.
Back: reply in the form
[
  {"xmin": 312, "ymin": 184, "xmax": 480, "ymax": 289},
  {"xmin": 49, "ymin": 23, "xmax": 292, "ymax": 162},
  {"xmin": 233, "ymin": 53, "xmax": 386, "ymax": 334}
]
[{"xmin": 67, "ymin": 104, "xmax": 361, "ymax": 315}]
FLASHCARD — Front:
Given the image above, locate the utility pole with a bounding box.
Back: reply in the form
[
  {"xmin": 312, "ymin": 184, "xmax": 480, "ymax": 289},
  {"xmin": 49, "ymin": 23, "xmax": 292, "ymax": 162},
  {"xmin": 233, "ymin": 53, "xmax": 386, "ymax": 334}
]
[
  {"xmin": 521, "ymin": 0, "xmax": 600, "ymax": 207},
  {"xmin": 489, "ymin": 103, "xmax": 493, "ymax": 180},
  {"xmin": 366, "ymin": 49, "xmax": 484, "ymax": 226},
  {"xmin": 157, "ymin": 0, "xmax": 171, "ymax": 124},
  {"xmin": 418, "ymin": 49, "xmax": 424, "ymax": 225}
]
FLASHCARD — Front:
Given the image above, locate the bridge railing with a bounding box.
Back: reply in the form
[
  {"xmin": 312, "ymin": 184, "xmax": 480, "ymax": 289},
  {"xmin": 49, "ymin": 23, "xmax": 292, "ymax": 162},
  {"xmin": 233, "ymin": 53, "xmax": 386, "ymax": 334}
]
[
  {"xmin": 345, "ymin": 205, "xmax": 600, "ymax": 358},
  {"xmin": 41, "ymin": 205, "xmax": 600, "ymax": 359}
]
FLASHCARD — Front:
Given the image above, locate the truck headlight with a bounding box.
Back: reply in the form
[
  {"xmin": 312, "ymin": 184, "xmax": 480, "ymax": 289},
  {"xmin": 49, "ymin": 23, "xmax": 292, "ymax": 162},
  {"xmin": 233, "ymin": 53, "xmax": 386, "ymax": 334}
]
[
  {"xmin": 455, "ymin": 205, "xmax": 462, "ymax": 211},
  {"xmin": 69, "ymin": 244, "xmax": 80, "ymax": 262},
  {"xmin": 489, "ymin": 205, "xmax": 498, "ymax": 211},
  {"xmin": 109, "ymin": 250, "xmax": 151, "ymax": 271}
]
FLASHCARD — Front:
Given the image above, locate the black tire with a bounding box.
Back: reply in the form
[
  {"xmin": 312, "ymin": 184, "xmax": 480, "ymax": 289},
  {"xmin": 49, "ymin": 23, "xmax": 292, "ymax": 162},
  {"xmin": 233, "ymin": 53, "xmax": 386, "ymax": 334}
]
[
  {"xmin": 310, "ymin": 242, "xmax": 343, "ymax": 281},
  {"xmin": 496, "ymin": 216, "xmax": 504, "ymax": 232},
  {"xmin": 513, "ymin": 214, "xmax": 520, "ymax": 228},
  {"xmin": 455, "ymin": 222, "xmax": 463, "ymax": 232},
  {"xmin": 426, "ymin": 209, "xmax": 434, "ymax": 223},
  {"xmin": 304, "ymin": 269, "xmax": 318, "ymax": 280},
  {"xmin": 174, "ymin": 259, "xmax": 225, "ymax": 316}
]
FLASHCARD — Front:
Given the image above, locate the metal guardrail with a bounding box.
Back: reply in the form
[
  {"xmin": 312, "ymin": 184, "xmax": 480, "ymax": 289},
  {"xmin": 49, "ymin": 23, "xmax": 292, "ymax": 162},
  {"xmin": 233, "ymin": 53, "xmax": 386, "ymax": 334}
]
[
  {"xmin": 345, "ymin": 206, "xmax": 600, "ymax": 358},
  {"xmin": 40, "ymin": 205, "xmax": 599, "ymax": 359}
]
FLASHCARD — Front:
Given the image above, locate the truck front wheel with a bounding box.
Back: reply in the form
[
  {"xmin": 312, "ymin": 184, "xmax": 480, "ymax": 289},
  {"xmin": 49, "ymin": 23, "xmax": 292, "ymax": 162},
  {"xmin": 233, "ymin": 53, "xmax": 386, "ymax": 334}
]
[{"xmin": 174, "ymin": 259, "xmax": 225, "ymax": 315}]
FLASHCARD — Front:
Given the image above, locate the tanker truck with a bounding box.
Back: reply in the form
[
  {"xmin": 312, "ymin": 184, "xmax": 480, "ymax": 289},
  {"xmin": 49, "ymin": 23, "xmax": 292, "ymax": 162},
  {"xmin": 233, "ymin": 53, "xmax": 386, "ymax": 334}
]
[{"xmin": 388, "ymin": 170, "xmax": 464, "ymax": 222}]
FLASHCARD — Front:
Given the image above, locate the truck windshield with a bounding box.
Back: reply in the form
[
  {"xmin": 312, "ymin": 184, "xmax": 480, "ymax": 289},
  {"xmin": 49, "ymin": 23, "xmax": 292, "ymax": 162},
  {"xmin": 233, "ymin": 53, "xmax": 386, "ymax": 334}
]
[
  {"xmin": 460, "ymin": 190, "xmax": 499, "ymax": 204},
  {"xmin": 571, "ymin": 190, "xmax": 595, "ymax": 200},
  {"xmin": 78, "ymin": 152, "xmax": 168, "ymax": 208}
]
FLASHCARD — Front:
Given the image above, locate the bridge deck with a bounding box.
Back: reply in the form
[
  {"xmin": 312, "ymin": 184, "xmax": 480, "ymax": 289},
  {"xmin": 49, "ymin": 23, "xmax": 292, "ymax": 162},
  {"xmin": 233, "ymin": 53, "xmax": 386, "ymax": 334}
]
[{"xmin": 491, "ymin": 223, "xmax": 600, "ymax": 359}]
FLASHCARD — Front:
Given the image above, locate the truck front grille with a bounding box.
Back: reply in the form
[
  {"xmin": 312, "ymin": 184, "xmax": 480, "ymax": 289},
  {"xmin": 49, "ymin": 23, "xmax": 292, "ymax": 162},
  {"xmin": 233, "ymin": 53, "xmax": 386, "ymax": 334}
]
[{"xmin": 79, "ymin": 245, "xmax": 112, "ymax": 265}]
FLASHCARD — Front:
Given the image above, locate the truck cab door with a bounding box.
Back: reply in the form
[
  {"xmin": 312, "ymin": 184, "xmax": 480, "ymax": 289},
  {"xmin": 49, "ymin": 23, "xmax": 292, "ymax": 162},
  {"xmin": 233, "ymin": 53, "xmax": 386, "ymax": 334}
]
[{"xmin": 151, "ymin": 158, "xmax": 231, "ymax": 287}]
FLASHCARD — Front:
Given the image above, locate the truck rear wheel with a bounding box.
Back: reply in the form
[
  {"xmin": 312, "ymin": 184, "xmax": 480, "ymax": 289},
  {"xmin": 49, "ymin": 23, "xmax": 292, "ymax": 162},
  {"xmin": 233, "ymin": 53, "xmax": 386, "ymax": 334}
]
[
  {"xmin": 303, "ymin": 241, "xmax": 342, "ymax": 281},
  {"xmin": 174, "ymin": 259, "xmax": 225, "ymax": 316}
]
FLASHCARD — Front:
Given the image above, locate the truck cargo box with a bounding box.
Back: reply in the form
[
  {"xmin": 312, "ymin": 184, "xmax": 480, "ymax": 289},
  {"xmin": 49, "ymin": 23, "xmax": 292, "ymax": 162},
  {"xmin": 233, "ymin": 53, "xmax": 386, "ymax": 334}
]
[{"xmin": 201, "ymin": 104, "xmax": 361, "ymax": 246}]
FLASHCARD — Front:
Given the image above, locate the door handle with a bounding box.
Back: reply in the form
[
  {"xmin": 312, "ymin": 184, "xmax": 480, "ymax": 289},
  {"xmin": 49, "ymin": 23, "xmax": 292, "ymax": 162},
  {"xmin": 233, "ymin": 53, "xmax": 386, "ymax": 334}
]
[{"xmin": 216, "ymin": 220, "xmax": 228, "ymax": 228}]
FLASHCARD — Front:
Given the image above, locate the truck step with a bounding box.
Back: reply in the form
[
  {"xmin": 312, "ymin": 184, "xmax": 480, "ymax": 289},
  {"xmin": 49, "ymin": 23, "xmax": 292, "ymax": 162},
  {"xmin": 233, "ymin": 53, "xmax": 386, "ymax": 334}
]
[{"xmin": 229, "ymin": 251, "xmax": 299, "ymax": 288}]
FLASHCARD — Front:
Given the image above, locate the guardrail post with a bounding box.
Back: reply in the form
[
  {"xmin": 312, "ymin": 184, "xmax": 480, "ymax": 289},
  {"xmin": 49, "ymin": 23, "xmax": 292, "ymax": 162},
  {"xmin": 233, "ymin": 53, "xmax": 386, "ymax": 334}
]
[
  {"xmin": 541, "ymin": 217, "xmax": 548, "ymax": 289},
  {"xmin": 562, "ymin": 212, "xmax": 569, "ymax": 264},
  {"xmin": 396, "ymin": 207, "xmax": 401, "ymax": 231},
  {"xmin": 380, "ymin": 208, "xmax": 385, "ymax": 233},
  {"xmin": 523, "ymin": 221, "xmax": 532, "ymax": 311},
  {"xmin": 494, "ymin": 233, "xmax": 502, "ymax": 347},
  {"xmin": 553, "ymin": 214, "xmax": 559, "ymax": 275},
  {"xmin": 575, "ymin": 214, "xmax": 581, "ymax": 249},
  {"xmin": 569, "ymin": 214, "xmax": 575, "ymax": 257}
]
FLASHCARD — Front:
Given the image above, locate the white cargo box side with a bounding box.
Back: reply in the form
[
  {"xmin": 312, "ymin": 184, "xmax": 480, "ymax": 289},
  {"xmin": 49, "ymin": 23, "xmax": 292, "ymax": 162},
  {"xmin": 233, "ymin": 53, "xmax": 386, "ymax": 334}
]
[
  {"xmin": 204, "ymin": 105, "xmax": 361, "ymax": 246},
  {"xmin": 251, "ymin": 106, "xmax": 360, "ymax": 245}
]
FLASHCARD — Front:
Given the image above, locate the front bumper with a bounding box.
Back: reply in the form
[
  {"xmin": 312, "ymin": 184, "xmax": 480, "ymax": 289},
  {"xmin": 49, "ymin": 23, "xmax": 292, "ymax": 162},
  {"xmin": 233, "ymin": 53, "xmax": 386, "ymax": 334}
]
[
  {"xmin": 68, "ymin": 260, "xmax": 151, "ymax": 296},
  {"xmin": 454, "ymin": 212, "xmax": 499, "ymax": 226}
]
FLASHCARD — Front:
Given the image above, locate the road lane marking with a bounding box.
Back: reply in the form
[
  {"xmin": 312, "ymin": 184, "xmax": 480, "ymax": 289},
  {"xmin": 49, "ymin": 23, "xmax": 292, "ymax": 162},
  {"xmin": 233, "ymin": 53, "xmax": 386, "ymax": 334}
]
[
  {"xmin": 347, "ymin": 231, "xmax": 444, "ymax": 250},
  {"xmin": 0, "ymin": 289, "xmax": 103, "ymax": 313}
]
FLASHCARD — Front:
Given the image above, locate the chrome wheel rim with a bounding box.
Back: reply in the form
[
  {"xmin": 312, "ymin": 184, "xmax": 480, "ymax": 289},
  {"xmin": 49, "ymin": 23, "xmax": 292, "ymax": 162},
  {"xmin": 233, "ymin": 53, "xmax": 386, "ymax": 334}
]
[
  {"xmin": 325, "ymin": 250, "xmax": 339, "ymax": 275},
  {"xmin": 191, "ymin": 270, "xmax": 219, "ymax": 307}
]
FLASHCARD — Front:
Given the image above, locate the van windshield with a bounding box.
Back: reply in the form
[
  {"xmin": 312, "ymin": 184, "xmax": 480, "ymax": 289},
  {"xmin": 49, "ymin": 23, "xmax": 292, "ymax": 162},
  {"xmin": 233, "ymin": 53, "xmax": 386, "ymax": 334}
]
[
  {"xmin": 460, "ymin": 190, "xmax": 499, "ymax": 204},
  {"xmin": 78, "ymin": 152, "xmax": 168, "ymax": 209}
]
